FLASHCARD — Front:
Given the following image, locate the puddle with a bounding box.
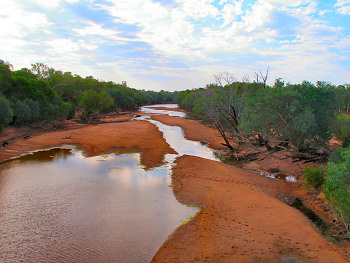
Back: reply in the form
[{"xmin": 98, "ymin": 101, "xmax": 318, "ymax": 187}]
[
  {"xmin": 0, "ymin": 148, "xmax": 197, "ymax": 262},
  {"xmin": 264, "ymin": 172, "xmax": 297, "ymax": 182}
]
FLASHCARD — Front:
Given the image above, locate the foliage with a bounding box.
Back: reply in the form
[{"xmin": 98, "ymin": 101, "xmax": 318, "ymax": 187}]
[
  {"xmin": 303, "ymin": 165, "xmax": 326, "ymax": 191},
  {"xmin": 0, "ymin": 95, "xmax": 13, "ymax": 131},
  {"xmin": 79, "ymin": 90, "xmax": 114, "ymax": 119},
  {"xmin": 325, "ymin": 147, "xmax": 350, "ymax": 232},
  {"xmin": 332, "ymin": 115, "xmax": 350, "ymax": 148},
  {"xmin": 107, "ymin": 87, "xmax": 136, "ymax": 111},
  {"xmin": 240, "ymin": 83, "xmax": 335, "ymax": 150},
  {"xmin": 66, "ymin": 103, "xmax": 75, "ymax": 120},
  {"xmin": 328, "ymin": 148, "xmax": 346, "ymax": 164},
  {"xmin": 0, "ymin": 59, "xmax": 176, "ymax": 128},
  {"xmin": 14, "ymin": 100, "xmax": 31, "ymax": 125}
]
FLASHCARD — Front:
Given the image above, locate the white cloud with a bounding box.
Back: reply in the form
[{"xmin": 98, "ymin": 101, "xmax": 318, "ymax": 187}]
[
  {"xmin": 1, "ymin": 0, "xmax": 349, "ymax": 90},
  {"xmin": 334, "ymin": 37, "xmax": 350, "ymax": 50},
  {"xmin": 0, "ymin": 1, "xmax": 50, "ymax": 39},
  {"xmin": 335, "ymin": 0, "xmax": 350, "ymax": 15},
  {"xmin": 26, "ymin": 0, "xmax": 81, "ymax": 9},
  {"xmin": 221, "ymin": 1, "xmax": 243, "ymax": 27},
  {"xmin": 45, "ymin": 38, "xmax": 97, "ymax": 55},
  {"xmin": 73, "ymin": 21, "xmax": 138, "ymax": 44}
]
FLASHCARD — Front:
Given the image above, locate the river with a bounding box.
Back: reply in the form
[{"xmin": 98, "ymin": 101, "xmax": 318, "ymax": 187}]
[{"xmin": 0, "ymin": 104, "xmax": 219, "ymax": 262}]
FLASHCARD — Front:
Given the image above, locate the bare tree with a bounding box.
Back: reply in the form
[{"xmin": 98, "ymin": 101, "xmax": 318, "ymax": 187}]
[
  {"xmin": 214, "ymin": 72, "xmax": 236, "ymax": 87},
  {"xmin": 254, "ymin": 66, "xmax": 269, "ymax": 88},
  {"xmin": 204, "ymin": 74, "xmax": 250, "ymax": 151}
]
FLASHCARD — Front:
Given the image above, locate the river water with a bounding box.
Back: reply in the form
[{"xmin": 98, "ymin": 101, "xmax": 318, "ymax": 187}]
[{"xmin": 0, "ymin": 104, "xmax": 219, "ymax": 262}]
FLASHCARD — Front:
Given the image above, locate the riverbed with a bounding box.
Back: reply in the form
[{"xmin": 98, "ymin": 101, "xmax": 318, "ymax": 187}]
[
  {"xmin": 0, "ymin": 104, "xmax": 219, "ymax": 262},
  {"xmin": 0, "ymin": 105, "xmax": 347, "ymax": 262}
]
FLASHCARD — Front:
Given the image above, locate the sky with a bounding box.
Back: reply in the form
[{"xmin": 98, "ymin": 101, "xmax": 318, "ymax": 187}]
[{"xmin": 0, "ymin": 0, "xmax": 349, "ymax": 91}]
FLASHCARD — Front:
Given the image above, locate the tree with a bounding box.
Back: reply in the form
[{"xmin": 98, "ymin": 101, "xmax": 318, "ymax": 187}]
[
  {"xmin": 14, "ymin": 100, "xmax": 32, "ymax": 125},
  {"xmin": 79, "ymin": 89, "xmax": 114, "ymax": 121},
  {"xmin": 240, "ymin": 84, "xmax": 336, "ymax": 150},
  {"xmin": 0, "ymin": 60, "xmax": 14, "ymax": 94},
  {"xmin": 0, "ymin": 95, "xmax": 13, "ymax": 131},
  {"xmin": 30, "ymin": 63, "xmax": 53, "ymax": 81},
  {"xmin": 325, "ymin": 147, "xmax": 350, "ymax": 233}
]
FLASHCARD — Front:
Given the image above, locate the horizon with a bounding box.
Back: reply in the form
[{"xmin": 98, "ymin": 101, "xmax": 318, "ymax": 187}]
[{"xmin": 1, "ymin": 0, "xmax": 349, "ymax": 91}]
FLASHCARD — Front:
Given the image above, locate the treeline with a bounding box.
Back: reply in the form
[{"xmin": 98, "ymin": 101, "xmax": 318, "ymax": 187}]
[
  {"xmin": 0, "ymin": 60, "xmax": 174, "ymax": 130},
  {"xmin": 175, "ymin": 76, "xmax": 350, "ymax": 151}
]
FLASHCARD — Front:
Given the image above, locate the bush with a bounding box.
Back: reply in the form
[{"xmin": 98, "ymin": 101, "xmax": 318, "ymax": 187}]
[
  {"xmin": 325, "ymin": 147, "xmax": 350, "ymax": 232},
  {"xmin": 328, "ymin": 148, "xmax": 346, "ymax": 164},
  {"xmin": 332, "ymin": 115, "xmax": 350, "ymax": 148},
  {"xmin": 14, "ymin": 100, "xmax": 32, "ymax": 125},
  {"xmin": 240, "ymin": 84, "xmax": 335, "ymax": 150},
  {"xmin": 0, "ymin": 95, "xmax": 13, "ymax": 129},
  {"xmin": 66, "ymin": 103, "xmax": 75, "ymax": 120},
  {"xmin": 303, "ymin": 165, "xmax": 327, "ymax": 191}
]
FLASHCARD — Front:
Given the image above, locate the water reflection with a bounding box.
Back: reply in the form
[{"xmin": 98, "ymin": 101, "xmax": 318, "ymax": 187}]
[
  {"xmin": 148, "ymin": 120, "xmax": 219, "ymax": 162},
  {"xmin": 140, "ymin": 104, "xmax": 186, "ymax": 118},
  {"xmin": 0, "ymin": 149, "xmax": 196, "ymax": 262},
  {"xmin": 138, "ymin": 105, "xmax": 219, "ymax": 162}
]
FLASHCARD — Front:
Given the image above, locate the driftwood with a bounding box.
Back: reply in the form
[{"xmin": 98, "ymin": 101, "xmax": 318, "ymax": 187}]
[{"xmin": 292, "ymin": 152, "xmax": 329, "ymax": 163}]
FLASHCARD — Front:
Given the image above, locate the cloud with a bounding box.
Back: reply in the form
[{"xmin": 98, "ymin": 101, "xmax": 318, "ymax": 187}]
[
  {"xmin": 1, "ymin": 0, "xmax": 349, "ymax": 91},
  {"xmin": 0, "ymin": 1, "xmax": 50, "ymax": 39},
  {"xmin": 73, "ymin": 21, "xmax": 137, "ymax": 44},
  {"xmin": 335, "ymin": 0, "xmax": 350, "ymax": 15},
  {"xmin": 45, "ymin": 38, "xmax": 97, "ymax": 55},
  {"xmin": 220, "ymin": 1, "xmax": 243, "ymax": 27},
  {"xmin": 25, "ymin": 0, "xmax": 81, "ymax": 9}
]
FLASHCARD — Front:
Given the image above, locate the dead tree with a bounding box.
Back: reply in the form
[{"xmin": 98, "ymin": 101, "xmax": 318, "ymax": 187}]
[
  {"xmin": 204, "ymin": 73, "xmax": 250, "ymax": 151},
  {"xmin": 254, "ymin": 66, "xmax": 269, "ymax": 88}
]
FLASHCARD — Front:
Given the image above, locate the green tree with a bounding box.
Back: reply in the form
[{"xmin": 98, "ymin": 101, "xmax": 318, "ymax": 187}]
[
  {"xmin": 0, "ymin": 95, "xmax": 13, "ymax": 131},
  {"xmin": 332, "ymin": 115, "xmax": 350, "ymax": 147},
  {"xmin": 240, "ymin": 84, "xmax": 335, "ymax": 150},
  {"xmin": 325, "ymin": 147, "xmax": 350, "ymax": 233},
  {"xmin": 14, "ymin": 100, "xmax": 32, "ymax": 125},
  {"xmin": 79, "ymin": 89, "xmax": 114, "ymax": 121},
  {"xmin": 0, "ymin": 60, "xmax": 14, "ymax": 94}
]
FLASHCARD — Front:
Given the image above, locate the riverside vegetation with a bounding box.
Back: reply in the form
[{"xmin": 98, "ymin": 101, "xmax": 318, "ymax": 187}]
[
  {"xmin": 1, "ymin": 61, "xmax": 350, "ymax": 246},
  {"xmin": 174, "ymin": 73, "xmax": 350, "ymax": 240}
]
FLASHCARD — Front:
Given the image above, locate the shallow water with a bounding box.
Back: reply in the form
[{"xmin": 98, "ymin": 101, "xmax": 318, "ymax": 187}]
[
  {"xmin": 0, "ymin": 148, "xmax": 197, "ymax": 262},
  {"xmin": 140, "ymin": 104, "xmax": 186, "ymax": 118}
]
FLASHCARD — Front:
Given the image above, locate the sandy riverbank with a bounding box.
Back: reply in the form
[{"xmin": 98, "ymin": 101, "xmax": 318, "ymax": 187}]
[
  {"xmin": 152, "ymin": 156, "xmax": 347, "ymax": 262},
  {"xmin": 0, "ymin": 120, "xmax": 175, "ymax": 169}
]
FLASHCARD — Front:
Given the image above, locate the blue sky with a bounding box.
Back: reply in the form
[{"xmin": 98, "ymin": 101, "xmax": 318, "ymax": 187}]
[{"xmin": 0, "ymin": 0, "xmax": 349, "ymax": 91}]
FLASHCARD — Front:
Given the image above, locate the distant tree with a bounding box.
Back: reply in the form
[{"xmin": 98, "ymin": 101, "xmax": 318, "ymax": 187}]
[
  {"xmin": 240, "ymin": 83, "xmax": 336, "ymax": 150},
  {"xmin": 0, "ymin": 60, "xmax": 14, "ymax": 94},
  {"xmin": 30, "ymin": 63, "xmax": 53, "ymax": 81},
  {"xmin": 0, "ymin": 95, "xmax": 13, "ymax": 131},
  {"xmin": 273, "ymin": 78, "xmax": 285, "ymax": 89},
  {"xmin": 14, "ymin": 100, "xmax": 32, "ymax": 125},
  {"xmin": 79, "ymin": 89, "xmax": 114, "ymax": 121},
  {"xmin": 332, "ymin": 115, "xmax": 350, "ymax": 148},
  {"xmin": 23, "ymin": 98, "xmax": 40, "ymax": 123}
]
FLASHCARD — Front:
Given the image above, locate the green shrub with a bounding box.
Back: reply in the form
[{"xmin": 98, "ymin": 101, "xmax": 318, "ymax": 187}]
[
  {"xmin": 332, "ymin": 115, "xmax": 350, "ymax": 148},
  {"xmin": 66, "ymin": 103, "xmax": 75, "ymax": 120},
  {"xmin": 325, "ymin": 147, "xmax": 350, "ymax": 232},
  {"xmin": 14, "ymin": 100, "xmax": 31, "ymax": 125},
  {"xmin": 303, "ymin": 165, "xmax": 327, "ymax": 191},
  {"xmin": 0, "ymin": 95, "xmax": 13, "ymax": 129},
  {"xmin": 328, "ymin": 148, "xmax": 346, "ymax": 164}
]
